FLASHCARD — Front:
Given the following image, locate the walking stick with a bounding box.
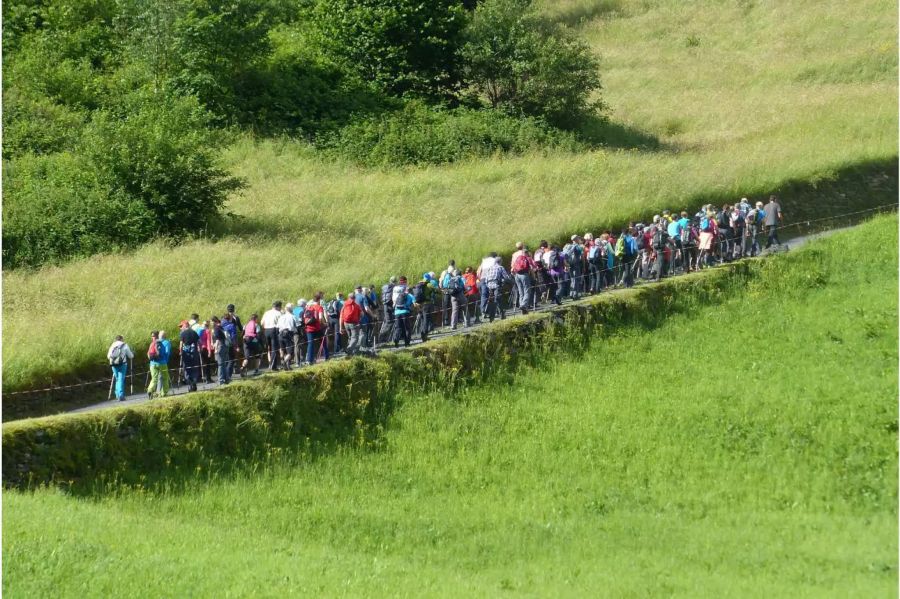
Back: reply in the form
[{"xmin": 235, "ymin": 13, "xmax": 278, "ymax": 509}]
[
  {"xmin": 129, "ymin": 358, "xmax": 134, "ymax": 396},
  {"xmin": 107, "ymin": 373, "xmax": 115, "ymax": 401}
]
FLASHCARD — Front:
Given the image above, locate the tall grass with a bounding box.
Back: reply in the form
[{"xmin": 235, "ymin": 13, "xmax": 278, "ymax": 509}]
[
  {"xmin": 2, "ymin": 0, "xmax": 897, "ymax": 392},
  {"xmin": 4, "ymin": 216, "xmax": 896, "ymax": 596}
]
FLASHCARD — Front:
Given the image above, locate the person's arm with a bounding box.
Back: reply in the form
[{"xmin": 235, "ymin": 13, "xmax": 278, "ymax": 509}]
[{"xmin": 125, "ymin": 344, "xmax": 134, "ymax": 360}]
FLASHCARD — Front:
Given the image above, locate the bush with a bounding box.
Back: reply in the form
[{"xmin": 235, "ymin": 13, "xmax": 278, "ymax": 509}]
[
  {"xmin": 80, "ymin": 91, "xmax": 243, "ymax": 237},
  {"xmin": 460, "ymin": 0, "xmax": 602, "ymax": 127},
  {"xmin": 314, "ymin": 0, "xmax": 467, "ymax": 99},
  {"xmin": 2, "ymin": 153, "xmax": 155, "ymax": 268},
  {"xmin": 324, "ymin": 100, "xmax": 583, "ymax": 166}
]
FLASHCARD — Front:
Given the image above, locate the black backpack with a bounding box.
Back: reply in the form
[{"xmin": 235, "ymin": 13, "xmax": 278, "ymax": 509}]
[
  {"xmin": 326, "ymin": 300, "xmax": 340, "ymax": 320},
  {"xmin": 653, "ymin": 227, "xmax": 668, "ymax": 250},
  {"xmin": 412, "ymin": 282, "xmax": 427, "ymax": 304},
  {"xmin": 716, "ymin": 211, "xmax": 729, "ymax": 228},
  {"xmin": 381, "ymin": 283, "xmax": 394, "ymax": 306},
  {"xmin": 302, "ymin": 308, "xmax": 318, "ymax": 327}
]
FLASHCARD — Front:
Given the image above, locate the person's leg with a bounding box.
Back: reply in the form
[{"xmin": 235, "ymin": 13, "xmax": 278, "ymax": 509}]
[
  {"xmin": 401, "ymin": 314, "xmax": 411, "ymax": 346},
  {"xmin": 113, "ymin": 364, "xmax": 126, "ymax": 399},
  {"xmin": 450, "ymin": 295, "xmax": 459, "ymax": 329},
  {"xmin": 159, "ymin": 364, "xmax": 171, "ymax": 396},
  {"xmin": 479, "ymin": 281, "xmax": 488, "ymax": 315},
  {"xmin": 147, "ymin": 364, "xmax": 158, "ymax": 395},
  {"xmin": 653, "ymin": 252, "xmax": 663, "ymax": 282}
]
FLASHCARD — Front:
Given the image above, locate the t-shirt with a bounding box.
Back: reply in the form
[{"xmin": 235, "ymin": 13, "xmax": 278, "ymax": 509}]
[
  {"xmin": 244, "ymin": 320, "xmax": 259, "ymax": 338},
  {"xmin": 304, "ymin": 303, "xmax": 325, "ymax": 333},
  {"xmin": 213, "ymin": 325, "xmax": 226, "ymax": 347},
  {"xmin": 180, "ymin": 328, "xmax": 199, "ymax": 347},
  {"xmin": 277, "ymin": 311, "xmax": 297, "ymax": 332},
  {"xmin": 764, "ymin": 201, "xmax": 780, "ymax": 226},
  {"xmin": 261, "ymin": 308, "xmax": 281, "ymax": 329},
  {"xmin": 354, "ymin": 293, "xmax": 370, "ymax": 324},
  {"xmin": 667, "ymin": 220, "xmax": 680, "ymax": 238}
]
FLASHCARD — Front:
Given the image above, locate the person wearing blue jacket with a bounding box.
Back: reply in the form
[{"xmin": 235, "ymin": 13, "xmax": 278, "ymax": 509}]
[
  {"xmin": 393, "ymin": 279, "xmax": 415, "ymax": 347},
  {"xmin": 146, "ymin": 330, "xmax": 171, "ymax": 399}
]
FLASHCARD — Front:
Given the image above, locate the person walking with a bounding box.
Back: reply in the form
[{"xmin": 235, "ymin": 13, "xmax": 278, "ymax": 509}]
[
  {"xmin": 463, "ymin": 267, "xmax": 480, "ymax": 324},
  {"xmin": 339, "ymin": 293, "xmax": 363, "ymax": 356},
  {"xmin": 764, "ymin": 194, "xmax": 783, "ymax": 248},
  {"xmin": 303, "ymin": 293, "xmax": 329, "ymax": 364},
  {"xmin": 510, "ymin": 247, "xmax": 536, "ymax": 315},
  {"xmin": 179, "ymin": 320, "xmax": 201, "ymax": 392},
  {"xmin": 198, "ymin": 320, "xmax": 215, "ymax": 384},
  {"xmin": 380, "ymin": 277, "xmax": 397, "ymax": 341},
  {"xmin": 225, "ymin": 304, "xmax": 243, "ymax": 369},
  {"xmin": 615, "ymin": 227, "xmax": 638, "ymax": 288},
  {"xmin": 278, "ymin": 303, "xmax": 298, "ymax": 370},
  {"xmin": 211, "ymin": 316, "xmax": 233, "ymax": 385},
  {"xmin": 146, "ymin": 330, "xmax": 171, "ymax": 399},
  {"xmin": 261, "ymin": 301, "xmax": 282, "ymax": 371},
  {"xmin": 326, "ymin": 293, "xmax": 345, "ymax": 354},
  {"xmin": 442, "ymin": 267, "xmax": 469, "ymax": 328},
  {"xmin": 107, "ymin": 335, "xmax": 134, "ymax": 401},
  {"xmin": 242, "ymin": 313, "xmax": 262, "ymax": 375},
  {"xmin": 393, "ymin": 282, "xmax": 415, "ymax": 347},
  {"xmin": 745, "ymin": 201, "xmax": 764, "ymax": 256}
]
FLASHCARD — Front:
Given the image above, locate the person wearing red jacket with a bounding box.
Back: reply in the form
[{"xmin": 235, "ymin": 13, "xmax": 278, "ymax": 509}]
[{"xmin": 339, "ymin": 294, "xmax": 363, "ymax": 356}]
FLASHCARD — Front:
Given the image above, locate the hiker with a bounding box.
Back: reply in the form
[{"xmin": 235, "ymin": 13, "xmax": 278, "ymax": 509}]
[
  {"xmin": 107, "ymin": 335, "xmax": 134, "ymax": 401},
  {"xmin": 146, "ymin": 330, "xmax": 171, "ymax": 398},
  {"xmin": 563, "ymin": 235, "xmax": 584, "ymax": 299},
  {"xmin": 359, "ymin": 286, "xmax": 378, "ymax": 349},
  {"xmin": 292, "ymin": 299, "xmax": 307, "ymax": 365},
  {"xmin": 221, "ymin": 313, "xmax": 239, "ymax": 377},
  {"xmin": 587, "ymin": 236, "xmax": 604, "ymax": 293},
  {"xmin": 303, "ymin": 293, "xmax": 328, "ymax": 364},
  {"xmin": 764, "ymin": 194, "xmax": 783, "ymax": 248},
  {"xmin": 463, "ymin": 267, "xmax": 480, "ymax": 324},
  {"xmin": 717, "ymin": 204, "xmax": 732, "ymax": 260},
  {"xmin": 178, "ymin": 320, "xmax": 201, "ymax": 392},
  {"xmin": 615, "ymin": 227, "xmax": 637, "ymax": 288},
  {"xmin": 481, "ymin": 257, "xmax": 510, "ymax": 321},
  {"xmin": 730, "ymin": 204, "xmax": 745, "ymax": 259},
  {"xmin": 225, "ymin": 304, "xmax": 243, "ymax": 364},
  {"xmin": 541, "ymin": 244, "xmax": 565, "ymax": 305},
  {"xmin": 198, "ymin": 320, "xmax": 215, "ymax": 383},
  {"xmin": 412, "ymin": 273, "xmax": 438, "ymax": 342},
  {"xmin": 441, "ymin": 267, "xmax": 469, "ymax": 328},
  {"xmin": 242, "ymin": 313, "xmax": 262, "ymax": 375},
  {"xmin": 326, "ymin": 293, "xmax": 345, "ymax": 354},
  {"xmin": 651, "ymin": 219, "xmax": 669, "ymax": 281},
  {"xmin": 746, "ymin": 201, "xmax": 764, "ymax": 256},
  {"xmin": 380, "ymin": 277, "xmax": 397, "ymax": 342},
  {"xmin": 261, "ymin": 301, "xmax": 282, "ymax": 371},
  {"xmin": 697, "ymin": 211, "xmax": 716, "ymax": 268},
  {"xmin": 438, "ymin": 260, "xmax": 456, "ymax": 327},
  {"xmin": 393, "ymin": 280, "xmax": 415, "ymax": 347},
  {"xmin": 278, "ymin": 303, "xmax": 298, "ymax": 370},
  {"xmin": 211, "ymin": 316, "xmax": 233, "ymax": 385},
  {"xmin": 510, "ymin": 245, "xmax": 536, "ymax": 314},
  {"xmin": 339, "ymin": 293, "xmax": 363, "ymax": 355}
]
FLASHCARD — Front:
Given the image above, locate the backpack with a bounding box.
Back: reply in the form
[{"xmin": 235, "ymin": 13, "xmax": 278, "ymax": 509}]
[
  {"xmin": 563, "ymin": 244, "xmax": 578, "ymax": 263},
  {"xmin": 680, "ymin": 224, "xmax": 691, "ymax": 244},
  {"xmin": 412, "ymin": 282, "xmax": 427, "ymax": 304},
  {"xmin": 547, "ymin": 250, "xmax": 561, "ymax": 270},
  {"xmin": 746, "ymin": 210, "xmax": 759, "ymax": 225},
  {"xmin": 326, "ymin": 300, "xmax": 340, "ymax": 320},
  {"xmin": 635, "ymin": 233, "xmax": 646, "ymax": 251},
  {"xmin": 731, "ymin": 211, "xmax": 744, "ymax": 227},
  {"xmin": 302, "ymin": 307, "xmax": 319, "ymax": 328},
  {"xmin": 381, "ymin": 283, "xmax": 394, "ymax": 305},
  {"xmin": 391, "ymin": 284, "xmax": 407, "ymax": 307},
  {"xmin": 701, "ymin": 217, "xmax": 712, "ymax": 232},
  {"xmin": 588, "ymin": 244, "xmax": 601, "ymax": 263},
  {"xmin": 716, "ymin": 211, "xmax": 729, "ymax": 228},
  {"xmin": 512, "ymin": 254, "xmax": 530, "ymax": 273},
  {"xmin": 652, "ymin": 227, "xmax": 668, "ymax": 250},
  {"xmin": 147, "ymin": 339, "xmax": 162, "ymax": 360},
  {"xmin": 623, "ymin": 237, "xmax": 637, "ymax": 259},
  {"xmin": 110, "ymin": 344, "xmax": 126, "ymax": 365},
  {"xmin": 222, "ymin": 320, "xmax": 237, "ymax": 346},
  {"xmin": 448, "ymin": 275, "xmax": 464, "ymax": 295}
]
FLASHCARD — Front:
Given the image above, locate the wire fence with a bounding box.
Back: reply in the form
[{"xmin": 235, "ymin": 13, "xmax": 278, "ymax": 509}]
[{"xmin": 5, "ymin": 203, "xmax": 895, "ymax": 405}]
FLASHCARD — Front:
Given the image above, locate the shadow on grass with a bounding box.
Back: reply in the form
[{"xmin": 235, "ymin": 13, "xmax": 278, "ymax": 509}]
[
  {"xmin": 546, "ymin": 0, "xmax": 626, "ymax": 27},
  {"xmin": 575, "ymin": 114, "xmax": 668, "ymax": 151}
]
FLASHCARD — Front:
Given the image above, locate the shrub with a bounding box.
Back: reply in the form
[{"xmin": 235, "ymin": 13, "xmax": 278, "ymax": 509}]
[
  {"xmin": 314, "ymin": 0, "xmax": 468, "ymax": 99},
  {"xmin": 2, "ymin": 153, "xmax": 155, "ymax": 268},
  {"xmin": 459, "ymin": 0, "xmax": 603, "ymax": 127},
  {"xmin": 324, "ymin": 100, "xmax": 583, "ymax": 166}
]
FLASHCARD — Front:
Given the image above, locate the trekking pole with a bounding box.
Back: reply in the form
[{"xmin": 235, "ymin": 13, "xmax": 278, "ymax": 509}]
[
  {"xmin": 129, "ymin": 358, "xmax": 134, "ymax": 396},
  {"xmin": 107, "ymin": 373, "xmax": 115, "ymax": 401}
]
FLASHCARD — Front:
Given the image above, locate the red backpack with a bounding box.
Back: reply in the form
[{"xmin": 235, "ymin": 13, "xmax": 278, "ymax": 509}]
[{"xmin": 512, "ymin": 254, "xmax": 530, "ymax": 273}]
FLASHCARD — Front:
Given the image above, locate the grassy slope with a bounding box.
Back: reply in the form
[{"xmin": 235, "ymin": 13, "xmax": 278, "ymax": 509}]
[
  {"xmin": 3, "ymin": 0, "xmax": 897, "ymax": 391},
  {"xmin": 4, "ymin": 216, "xmax": 896, "ymax": 596}
]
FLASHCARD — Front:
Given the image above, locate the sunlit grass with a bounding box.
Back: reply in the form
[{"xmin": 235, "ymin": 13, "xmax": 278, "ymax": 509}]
[{"xmin": 4, "ymin": 216, "xmax": 896, "ymax": 596}]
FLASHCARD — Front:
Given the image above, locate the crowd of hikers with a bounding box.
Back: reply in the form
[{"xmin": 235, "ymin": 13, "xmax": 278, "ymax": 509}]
[{"xmin": 106, "ymin": 196, "xmax": 783, "ymax": 401}]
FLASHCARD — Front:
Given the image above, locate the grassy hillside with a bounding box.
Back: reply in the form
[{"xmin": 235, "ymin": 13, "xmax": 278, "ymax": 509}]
[
  {"xmin": 3, "ymin": 0, "xmax": 897, "ymax": 393},
  {"xmin": 4, "ymin": 215, "xmax": 896, "ymax": 596}
]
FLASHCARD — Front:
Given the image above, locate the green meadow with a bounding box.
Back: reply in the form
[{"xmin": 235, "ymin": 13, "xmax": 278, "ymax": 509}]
[
  {"xmin": 2, "ymin": 0, "xmax": 897, "ymax": 395},
  {"xmin": 4, "ymin": 215, "xmax": 896, "ymax": 596}
]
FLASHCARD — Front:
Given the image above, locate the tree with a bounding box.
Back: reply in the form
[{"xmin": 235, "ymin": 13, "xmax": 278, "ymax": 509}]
[
  {"xmin": 314, "ymin": 0, "xmax": 467, "ymax": 99},
  {"xmin": 459, "ymin": 0, "xmax": 602, "ymax": 127}
]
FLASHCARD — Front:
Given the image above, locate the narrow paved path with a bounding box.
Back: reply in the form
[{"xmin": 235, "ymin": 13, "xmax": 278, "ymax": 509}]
[{"xmin": 68, "ymin": 227, "xmax": 845, "ymax": 417}]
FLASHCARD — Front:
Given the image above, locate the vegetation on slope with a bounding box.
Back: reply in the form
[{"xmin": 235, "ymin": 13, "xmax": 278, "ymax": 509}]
[
  {"xmin": 4, "ymin": 215, "xmax": 896, "ymax": 596},
  {"xmin": 2, "ymin": 0, "xmax": 897, "ymax": 393}
]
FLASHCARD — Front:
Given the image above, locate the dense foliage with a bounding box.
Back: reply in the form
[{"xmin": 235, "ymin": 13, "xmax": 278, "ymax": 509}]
[{"xmin": 2, "ymin": 0, "xmax": 603, "ymax": 267}]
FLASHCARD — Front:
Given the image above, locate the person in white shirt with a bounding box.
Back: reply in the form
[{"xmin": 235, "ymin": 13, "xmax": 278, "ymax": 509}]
[
  {"xmin": 261, "ymin": 300, "xmax": 283, "ymax": 371},
  {"xmin": 277, "ymin": 303, "xmax": 299, "ymax": 369},
  {"xmin": 107, "ymin": 335, "xmax": 135, "ymax": 401}
]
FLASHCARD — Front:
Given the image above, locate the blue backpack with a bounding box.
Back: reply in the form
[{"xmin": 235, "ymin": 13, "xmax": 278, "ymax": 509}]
[{"xmin": 222, "ymin": 320, "xmax": 237, "ymax": 347}]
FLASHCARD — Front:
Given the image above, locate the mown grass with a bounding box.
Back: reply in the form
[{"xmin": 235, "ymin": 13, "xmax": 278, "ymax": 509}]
[
  {"xmin": 4, "ymin": 215, "xmax": 896, "ymax": 596},
  {"xmin": 2, "ymin": 0, "xmax": 897, "ymax": 393}
]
